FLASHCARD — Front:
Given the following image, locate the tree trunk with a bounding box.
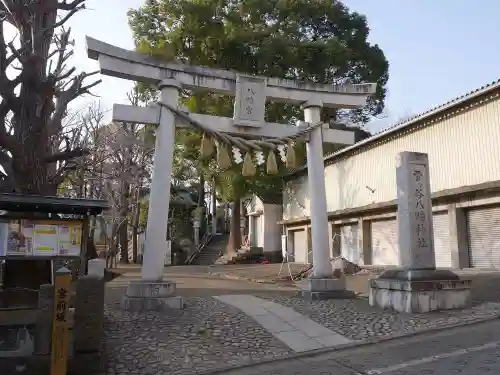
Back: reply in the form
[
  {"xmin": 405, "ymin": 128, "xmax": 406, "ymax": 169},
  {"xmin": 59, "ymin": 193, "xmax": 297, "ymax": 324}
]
[
  {"xmin": 211, "ymin": 181, "xmax": 217, "ymax": 233},
  {"xmin": 4, "ymin": 116, "xmax": 55, "ymax": 290},
  {"xmin": 118, "ymin": 182, "xmax": 130, "ymax": 264},
  {"xmin": 226, "ymin": 195, "xmax": 241, "ymax": 258},
  {"xmin": 107, "ymin": 222, "xmax": 119, "ymax": 269},
  {"xmin": 118, "ymin": 221, "xmax": 129, "ymax": 264},
  {"xmin": 132, "ymin": 188, "xmax": 140, "ymax": 263},
  {"xmin": 197, "ymin": 174, "xmax": 205, "ymax": 207}
]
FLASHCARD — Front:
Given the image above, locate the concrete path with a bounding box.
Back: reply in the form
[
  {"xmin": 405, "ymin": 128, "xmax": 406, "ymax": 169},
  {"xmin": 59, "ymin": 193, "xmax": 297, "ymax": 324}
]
[{"xmin": 214, "ymin": 295, "xmax": 353, "ymax": 352}]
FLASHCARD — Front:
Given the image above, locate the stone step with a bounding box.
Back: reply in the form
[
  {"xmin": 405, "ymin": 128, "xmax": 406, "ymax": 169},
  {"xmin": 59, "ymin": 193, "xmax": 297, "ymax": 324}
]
[{"xmin": 190, "ymin": 235, "xmax": 228, "ymax": 265}]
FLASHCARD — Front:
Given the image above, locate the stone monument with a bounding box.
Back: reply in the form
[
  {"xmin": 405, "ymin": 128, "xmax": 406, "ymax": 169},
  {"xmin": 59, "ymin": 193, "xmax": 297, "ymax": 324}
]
[
  {"xmin": 369, "ymin": 152, "xmax": 471, "ymax": 313},
  {"xmin": 86, "ymin": 37, "xmax": 376, "ymax": 308}
]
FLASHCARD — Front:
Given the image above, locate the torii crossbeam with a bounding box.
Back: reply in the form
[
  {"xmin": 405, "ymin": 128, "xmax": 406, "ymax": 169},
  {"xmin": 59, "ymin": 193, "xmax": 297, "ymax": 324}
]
[{"xmin": 86, "ymin": 36, "xmax": 376, "ymax": 304}]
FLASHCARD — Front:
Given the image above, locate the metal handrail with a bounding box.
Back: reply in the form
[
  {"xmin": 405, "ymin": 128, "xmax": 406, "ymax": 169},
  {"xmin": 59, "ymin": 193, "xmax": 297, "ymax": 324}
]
[{"xmin": 186, "ymin": 231, "xmax": 213, "ymax": 264}]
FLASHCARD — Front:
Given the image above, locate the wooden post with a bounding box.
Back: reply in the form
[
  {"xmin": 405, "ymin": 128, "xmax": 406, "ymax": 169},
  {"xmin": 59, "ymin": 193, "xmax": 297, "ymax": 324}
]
[{"xmin": 50, "ymin": 267, "xmax": 72, "ymax": 375}]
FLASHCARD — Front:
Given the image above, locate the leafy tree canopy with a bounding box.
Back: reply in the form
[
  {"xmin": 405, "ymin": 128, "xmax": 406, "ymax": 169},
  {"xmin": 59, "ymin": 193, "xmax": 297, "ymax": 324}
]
[{"xmin": 128, "ymin": 0, "xmax": 388, "ymax": 200}]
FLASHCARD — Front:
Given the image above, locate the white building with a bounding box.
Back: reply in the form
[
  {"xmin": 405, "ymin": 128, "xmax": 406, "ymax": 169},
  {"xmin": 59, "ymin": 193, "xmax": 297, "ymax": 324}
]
[
  {"xmin": 282, "ymin": 79, "xmax": 500, "ymax": 269},
  {"xmin": 246, "ymin": 195, "xmax": 283, "ymax": 262}
]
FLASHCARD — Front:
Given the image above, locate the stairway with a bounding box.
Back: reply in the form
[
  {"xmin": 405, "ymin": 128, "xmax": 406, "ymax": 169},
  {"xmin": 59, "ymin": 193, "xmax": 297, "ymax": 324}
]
[{"xmin": 191, "ymin": 234, "xmax": 228, "ymax": 265}]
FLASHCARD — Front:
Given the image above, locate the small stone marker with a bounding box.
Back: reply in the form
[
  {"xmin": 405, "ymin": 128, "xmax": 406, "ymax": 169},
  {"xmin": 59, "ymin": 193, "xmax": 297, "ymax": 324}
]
[
  {"xmin": 87, "ymin": 259, "xmax": 105, "ymax": 279},
  {"xmin": 396, "ymin": 151, "xmax": 436, "ymax": 269}
]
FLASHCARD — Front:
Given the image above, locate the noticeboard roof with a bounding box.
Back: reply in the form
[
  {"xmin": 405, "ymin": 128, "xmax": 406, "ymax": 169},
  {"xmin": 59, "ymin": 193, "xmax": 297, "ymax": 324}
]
[{"xmin": 0, "ymin": 194, "xmax": 109, "ymax": 215}]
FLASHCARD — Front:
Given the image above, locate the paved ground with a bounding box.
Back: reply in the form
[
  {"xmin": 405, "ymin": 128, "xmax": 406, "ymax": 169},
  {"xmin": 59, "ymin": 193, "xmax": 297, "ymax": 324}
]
[
  {"xmin": 265, "ymin": 295, "xmax": 500, "ymax": 341},
  {"xmin": 104, "ymin": 295, "xmax": 292, "ymax": 375},
  {"xmin": 218, "ymin": 319, "xmax": 500, "ymax": 374},
  {"xmin": 105, "ymin": 267, "xmax": 297, "ymax": 375},
  {"xmin": 102, "ymin": 264, "xmax": 500, "ymax": 374}
]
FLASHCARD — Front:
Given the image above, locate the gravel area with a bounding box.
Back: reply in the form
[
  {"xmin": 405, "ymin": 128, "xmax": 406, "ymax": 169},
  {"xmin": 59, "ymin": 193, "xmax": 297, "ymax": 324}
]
[
  {"xmin": 265, "ymin": 296, "xmax": 500, "ymax": 341},
  {"xmin": 103, "ymin": 296, "xmax": 292, "ymax": 375}
]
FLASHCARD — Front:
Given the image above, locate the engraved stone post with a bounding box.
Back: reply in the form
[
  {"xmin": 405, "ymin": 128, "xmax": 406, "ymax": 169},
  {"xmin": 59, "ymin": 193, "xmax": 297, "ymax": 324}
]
[
  {"xmin": 396, "ymin": 152, "xmax": 436, "ymax": 269},
  {"xmin": 369, "ymin": 152, "xmax": 471, "ymax": 313},
  {"xmin": 87, "ymin": 259, "xmax": 106, "ymax": 279},
  {"xmin": 73, "ymin": 275, "xmax": 105, "ymax": 353}
]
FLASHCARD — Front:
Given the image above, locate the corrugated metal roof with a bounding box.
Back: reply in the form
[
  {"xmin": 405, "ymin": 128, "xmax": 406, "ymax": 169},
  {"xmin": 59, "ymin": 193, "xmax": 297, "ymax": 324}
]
[{"xmin": 287, "ymin": 78, "xmax": 500, "ymax": 179}]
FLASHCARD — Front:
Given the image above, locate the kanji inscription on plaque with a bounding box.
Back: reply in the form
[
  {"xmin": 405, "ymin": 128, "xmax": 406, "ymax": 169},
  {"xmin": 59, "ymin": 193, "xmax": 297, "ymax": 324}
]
[{"xmin": 233, "ymin": 74, "xmax": 267, "ymax": 127}]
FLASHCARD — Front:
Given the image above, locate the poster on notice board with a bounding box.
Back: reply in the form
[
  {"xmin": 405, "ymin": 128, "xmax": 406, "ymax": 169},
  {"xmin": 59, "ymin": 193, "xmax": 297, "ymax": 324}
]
[
  {"xmin": 32, "ymin": 224, "xmax": 58, "ymax": 256},
  {"xmin": 57, "ymin": 223, "xmax": 82, "ymax": 256},
  {"xmin": 0, "ymin": 220, "xmax": 35, "ymax": 256},
  {"xmin": 0, "ymin": 220, "xmax": 82, "ymax": 257}
]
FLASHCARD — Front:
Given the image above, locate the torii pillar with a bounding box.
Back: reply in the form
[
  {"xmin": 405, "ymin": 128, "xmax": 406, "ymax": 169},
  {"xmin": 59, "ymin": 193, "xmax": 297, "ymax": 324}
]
[{"xmin": 86, "ymin": 37, "xmax": 376, "ymax": 308}]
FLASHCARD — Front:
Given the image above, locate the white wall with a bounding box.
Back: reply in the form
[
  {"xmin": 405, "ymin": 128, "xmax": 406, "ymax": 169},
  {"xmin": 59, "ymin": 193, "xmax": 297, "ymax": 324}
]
[
  {"xmin": 284, "ymin": 98, "xmax": 500, "ymax": 219},
  {"xmin": 247, "ymin": 196, "xmax": 283, "ymax": 253},
  {"xmin": 262, "ymin": 203, "xmax": 283, "ymax": 253}
]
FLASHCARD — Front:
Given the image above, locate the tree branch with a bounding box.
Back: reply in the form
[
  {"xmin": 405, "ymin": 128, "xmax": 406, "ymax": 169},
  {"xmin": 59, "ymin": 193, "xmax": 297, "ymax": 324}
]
[
  {"xmin": 57, "ymin": 0, "xmax": 86, "ymax": 11},
  {"xmin": 44, "ymin": 148, "xmax": 89, "ymax": 163},
  {"xmin": 48, "ymin": 69, "xmax": 102, "ymax": 137},
  {"xmin": 53, "ymin": 3, "xmax": 85, "ymax": 28}
]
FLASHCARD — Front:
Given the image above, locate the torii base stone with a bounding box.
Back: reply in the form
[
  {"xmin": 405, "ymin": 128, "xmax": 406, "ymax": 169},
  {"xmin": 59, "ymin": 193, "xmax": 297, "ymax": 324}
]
[
  {"xmin": 298, "ymin": 276, "xmax": 355, "ymax": 300},
  {"xmin": 121, "ymin": 280, "xmax": 184, "ymax": 311}
]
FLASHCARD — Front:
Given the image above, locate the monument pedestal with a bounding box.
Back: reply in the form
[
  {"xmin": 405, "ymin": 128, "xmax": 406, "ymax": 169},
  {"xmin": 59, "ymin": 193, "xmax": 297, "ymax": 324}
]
[
  {"xmin": 369, "ymin": 269, "xmax": 471, "ymax": 313},
  {"xmin": 121, "ymin": 280, "xmax": 184, "ymax": 311},
  {"xmin": 299, "ymin": 276, "xmax": 355, "ymax": 300}
]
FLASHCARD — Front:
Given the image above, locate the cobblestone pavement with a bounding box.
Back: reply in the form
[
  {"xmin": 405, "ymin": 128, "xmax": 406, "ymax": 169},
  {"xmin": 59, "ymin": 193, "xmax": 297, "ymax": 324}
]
[
  {"xmin": 104, "ymin": 291, "xmax": 292, "ymax": 375},
  {"xmin": 102, "ymin": 266, "xmax": 500, "ymax": 374},
  {"xmin": 218, "ymin": 319, "xmax": 500, "ymax": 374},
  {"xmin": 265, "ymin": 295, "xmax": 500, "ymax": 341}
]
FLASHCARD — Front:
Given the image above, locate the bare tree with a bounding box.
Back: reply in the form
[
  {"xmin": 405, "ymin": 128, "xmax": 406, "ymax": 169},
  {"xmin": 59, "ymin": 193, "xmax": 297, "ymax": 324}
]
[
  {"xmin": 58, "ymin": 97, "xmax": 154, "ymax": 266},
  {"xmin": 0, "ymin": 0, "xmax": 100, "ymax": 194},
  {"xmin": 101, "ymin": 115, "xmax": 153, "ymax": 263},
  {"xmin": 58, "ymin": 100, "xmax": 107, "ymax": 199},
  {"xmin": 0, "ymin": 1, "xmax": 103, "ymax": 289}
]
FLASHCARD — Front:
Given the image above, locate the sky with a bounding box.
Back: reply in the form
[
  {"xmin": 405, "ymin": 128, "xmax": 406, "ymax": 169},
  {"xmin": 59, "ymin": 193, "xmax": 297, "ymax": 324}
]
[{"xmin": 65, "ymin": 0, "xmax": 500, "ymax": 133}]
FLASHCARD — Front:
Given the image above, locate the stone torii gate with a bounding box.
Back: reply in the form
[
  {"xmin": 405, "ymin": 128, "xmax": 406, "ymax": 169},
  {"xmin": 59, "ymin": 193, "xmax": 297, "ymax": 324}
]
[{"xmin": 86, "ymin": 37, "xmax": 376, "ymax": 308}]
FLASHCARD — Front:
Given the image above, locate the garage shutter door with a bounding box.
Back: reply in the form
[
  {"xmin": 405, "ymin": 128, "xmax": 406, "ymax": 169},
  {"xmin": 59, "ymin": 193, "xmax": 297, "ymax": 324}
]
[
  {"xmin": 341, "ymin": 224, "xmax": 362, "ymax": 264},
  {"xmin": 371, "ymin": 219, "xmax": 399, "ymax": 266},
  {"xmin": 433, "ymin": 213, "xmax": 452, "ymax": 268},
  {"xmin": 292, "ymin": 230, "xmax": 308, "ymax": 264},
  {"xmin": 467, "ymin": 206, "xmax": 500, "ymax": 269}
]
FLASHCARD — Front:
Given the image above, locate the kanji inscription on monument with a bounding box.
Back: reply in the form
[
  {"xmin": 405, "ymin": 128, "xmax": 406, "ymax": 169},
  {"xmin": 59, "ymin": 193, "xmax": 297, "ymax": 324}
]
[
  {"xmin": 396, "ymin": 152, "xmax": 436, "ymax": 269},
  {"xmin": 233, "ymin": 74, "xmax": 266, "ymax": 127},
  {"xmin": 412, "ymin": 164, "xmax": 430, "ymax": 250}
]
